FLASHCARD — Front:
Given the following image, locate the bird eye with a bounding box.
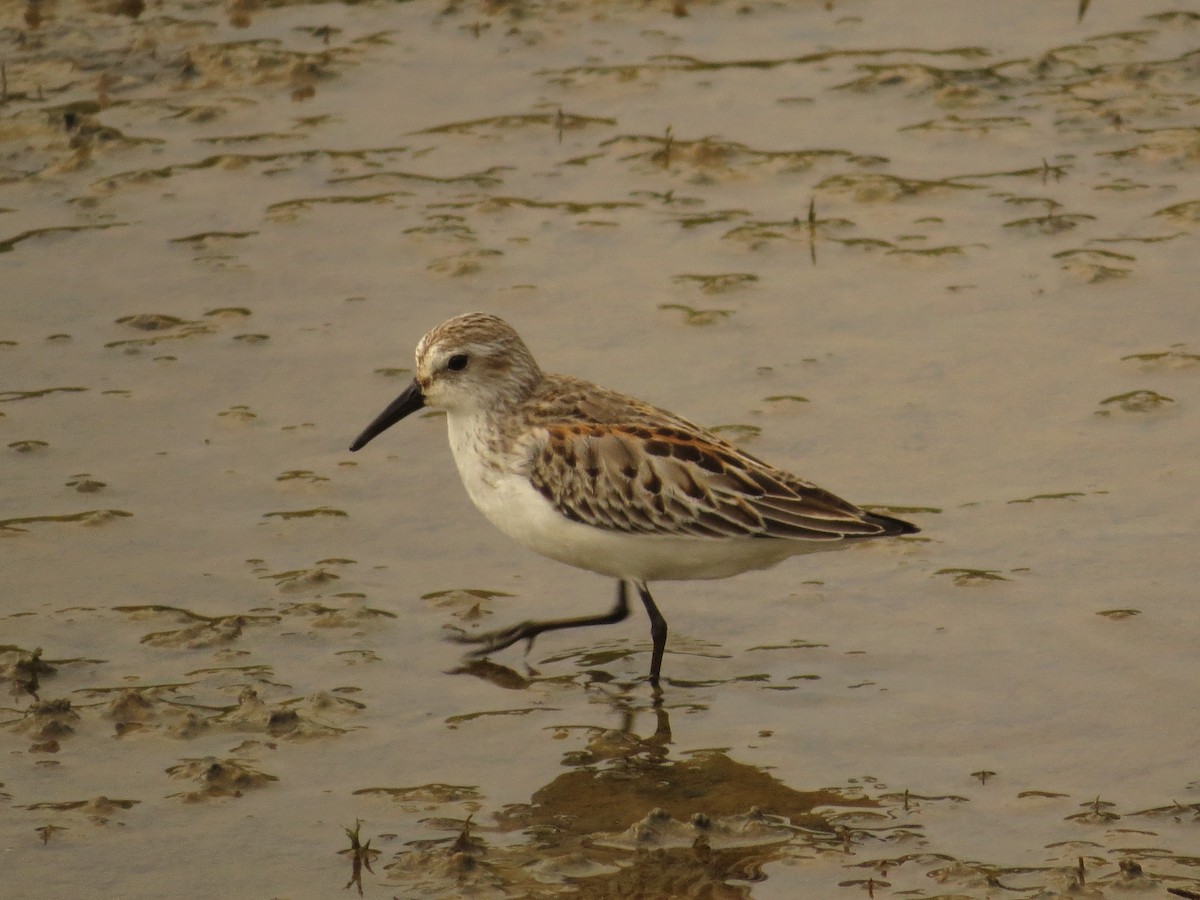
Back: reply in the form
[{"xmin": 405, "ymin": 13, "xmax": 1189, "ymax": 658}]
[{"xmin": 446, "ymin": 353, "xmax": 469, "ymax": 372}]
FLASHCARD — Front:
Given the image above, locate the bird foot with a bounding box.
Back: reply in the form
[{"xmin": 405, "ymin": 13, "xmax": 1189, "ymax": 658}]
[{"xmin": 444, "ymin": 621, "xmax": 537, "ymax": 657}]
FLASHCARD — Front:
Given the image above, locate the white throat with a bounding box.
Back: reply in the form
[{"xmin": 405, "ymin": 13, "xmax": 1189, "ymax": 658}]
[{"xmin": 445, "ymin": 408, "xmax": 514, "ymax": 514}]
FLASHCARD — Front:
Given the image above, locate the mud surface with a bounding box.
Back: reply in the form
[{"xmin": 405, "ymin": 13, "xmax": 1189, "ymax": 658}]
[{"xmin": 3, "ymin": 1, "xmax": 1198, "ymax": 897}]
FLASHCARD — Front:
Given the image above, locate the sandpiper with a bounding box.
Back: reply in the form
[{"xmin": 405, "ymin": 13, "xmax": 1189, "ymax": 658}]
[{"xmin": 350, "ymin": 312, "xmax": 918, "ymax": 686}]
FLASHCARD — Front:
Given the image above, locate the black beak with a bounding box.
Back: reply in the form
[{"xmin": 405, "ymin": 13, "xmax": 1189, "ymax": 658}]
[{"xmin": 349, "ymin": 379, "xmax": 425, "ymax": 451}]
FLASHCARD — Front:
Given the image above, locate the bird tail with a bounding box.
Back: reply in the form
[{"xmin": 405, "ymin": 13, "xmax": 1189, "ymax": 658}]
[{"xmin": 863, "ymin": 512, "xmax": 920, "ymax": 536}]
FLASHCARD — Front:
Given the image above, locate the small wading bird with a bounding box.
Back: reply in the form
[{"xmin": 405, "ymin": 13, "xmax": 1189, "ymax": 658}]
[{"xmin": 350, "ymin": 313, "xmax": 918, "ymax": 687}]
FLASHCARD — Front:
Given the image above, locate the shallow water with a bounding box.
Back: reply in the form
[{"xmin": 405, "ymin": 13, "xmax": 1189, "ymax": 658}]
[{"xmin": 3, "ymin": 0, "xmax": 1199, "ymax": 897}]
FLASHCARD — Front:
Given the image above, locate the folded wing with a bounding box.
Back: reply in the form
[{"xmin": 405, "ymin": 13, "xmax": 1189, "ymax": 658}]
[{"xmin": 527, "ymin": 423, "xmax": 908, "ymax": 542}]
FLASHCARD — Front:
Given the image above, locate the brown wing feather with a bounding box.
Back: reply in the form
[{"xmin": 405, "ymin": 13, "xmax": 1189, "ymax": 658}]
[
  {"xmin": 518, "ymin": 373, "xmax": 914, "ymax": 541},
  {"xmin": 527, "ymin": 420, "xmax": 894, "ymax": 542}
]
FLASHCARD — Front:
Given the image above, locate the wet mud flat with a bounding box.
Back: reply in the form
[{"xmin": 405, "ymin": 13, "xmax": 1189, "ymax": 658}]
[{"xmin": 3, "ymin": 0, "xmax": 1199, "ymax": 897}]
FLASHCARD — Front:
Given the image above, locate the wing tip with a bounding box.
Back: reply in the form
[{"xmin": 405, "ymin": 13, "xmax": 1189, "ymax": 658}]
[{"xmin": 863, "ymin": 511, "xmax": 921, "ymax": 537}]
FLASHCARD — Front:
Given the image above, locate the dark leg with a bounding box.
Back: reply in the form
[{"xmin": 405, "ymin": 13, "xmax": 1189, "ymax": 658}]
[
  {"xmin": 448, "ymin": 580, "xmax": 631, "ymax": 658},
  {"xmin": 634, "ymin": 581, "xmax": 667, "ymax": 688}
]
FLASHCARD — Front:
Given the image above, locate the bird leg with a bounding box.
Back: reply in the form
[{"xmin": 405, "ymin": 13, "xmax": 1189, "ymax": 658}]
[
  {"xmin": 448, "ymin": 581, "xmax": 632, "ymax": 657},
  {"xmin": 634, "ymin": 581, "xmax": 668, "ymax": 687}
]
